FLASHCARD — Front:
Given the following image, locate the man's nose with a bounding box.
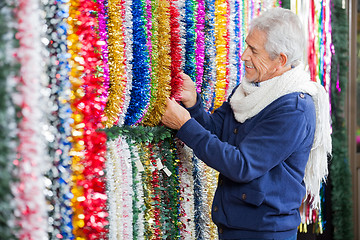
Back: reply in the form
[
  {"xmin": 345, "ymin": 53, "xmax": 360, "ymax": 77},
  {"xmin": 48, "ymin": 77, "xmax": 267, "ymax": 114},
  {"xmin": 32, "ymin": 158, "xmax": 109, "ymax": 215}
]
[{"xmin": 241, "ymin": 47, "xmax": 250, "ymax": 61}]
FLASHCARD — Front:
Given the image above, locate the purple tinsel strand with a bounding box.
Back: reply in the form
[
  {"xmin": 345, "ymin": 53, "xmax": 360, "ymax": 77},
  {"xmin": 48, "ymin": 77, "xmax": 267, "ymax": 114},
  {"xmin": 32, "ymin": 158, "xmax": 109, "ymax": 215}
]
[
  {"xmin": 195, "ymin": 0, "xmax": 205, "ymax": 92},
  {"xmin": 98, "ymin": 0, "xmax": 110, "ymax": 102}
]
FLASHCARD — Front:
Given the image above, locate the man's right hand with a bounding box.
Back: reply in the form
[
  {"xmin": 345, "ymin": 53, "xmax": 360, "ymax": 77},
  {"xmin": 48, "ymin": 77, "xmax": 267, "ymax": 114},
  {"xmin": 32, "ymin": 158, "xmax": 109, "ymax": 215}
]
[{"xmin": 179, "ymin": 72, "xmax": 197, "ymax": 108}]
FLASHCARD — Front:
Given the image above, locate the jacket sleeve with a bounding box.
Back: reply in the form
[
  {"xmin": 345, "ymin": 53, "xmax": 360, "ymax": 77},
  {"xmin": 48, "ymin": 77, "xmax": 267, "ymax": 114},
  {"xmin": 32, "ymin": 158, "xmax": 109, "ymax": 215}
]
[
  {"xmin": 186, "ymin": 92, "xmax": 232, "ymax": 138},
  {"xmin": 176, "ymin": 108, "xmax": 313, "ymax": 183}
]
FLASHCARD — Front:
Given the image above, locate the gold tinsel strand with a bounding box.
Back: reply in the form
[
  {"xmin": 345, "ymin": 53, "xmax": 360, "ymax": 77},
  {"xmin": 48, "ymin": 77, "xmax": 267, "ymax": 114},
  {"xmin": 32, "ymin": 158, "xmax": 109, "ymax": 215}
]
[
  {"xmin": 140, "ymin": 143, "xmax": 156, "ymax": 239},
  {"xmin": 213, "ymin": 0, "xmax": 229, "ymax": 110},
  {"xmin": 142, "ymin": 0, "xmax": 172, "ymax": 126},
  {"xmin": 67, "ymin": 0, "xmax": 86, "ymax": 238},
  {"xmin": 102, "ymin": 0, "xmax": 127, "ymax": 128}
]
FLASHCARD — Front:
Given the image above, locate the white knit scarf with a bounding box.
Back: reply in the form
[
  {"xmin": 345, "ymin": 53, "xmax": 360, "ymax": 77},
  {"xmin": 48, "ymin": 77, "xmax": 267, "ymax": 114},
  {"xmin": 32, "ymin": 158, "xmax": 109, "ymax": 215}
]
[{"xmin": 230, "ymin": 64, "xmax": 332, "ymax": 209}]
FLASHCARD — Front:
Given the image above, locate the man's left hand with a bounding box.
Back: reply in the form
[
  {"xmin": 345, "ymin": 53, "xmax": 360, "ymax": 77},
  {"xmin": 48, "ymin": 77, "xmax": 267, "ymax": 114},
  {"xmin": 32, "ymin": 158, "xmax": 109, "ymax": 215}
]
[{"xmin": 161, "ymin": 98, "xmax": 191, "ymax": 130}]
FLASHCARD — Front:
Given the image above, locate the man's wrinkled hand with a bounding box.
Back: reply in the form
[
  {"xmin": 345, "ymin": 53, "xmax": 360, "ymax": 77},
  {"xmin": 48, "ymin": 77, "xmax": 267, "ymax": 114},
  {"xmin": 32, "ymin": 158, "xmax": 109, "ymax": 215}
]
[
  {"xmin": 161, "ymin": 98, "xmax": 191, "ymax": 130},
  {"xmin": 178, "ymin": 72, "xmax": 197, "ymax": 108}
]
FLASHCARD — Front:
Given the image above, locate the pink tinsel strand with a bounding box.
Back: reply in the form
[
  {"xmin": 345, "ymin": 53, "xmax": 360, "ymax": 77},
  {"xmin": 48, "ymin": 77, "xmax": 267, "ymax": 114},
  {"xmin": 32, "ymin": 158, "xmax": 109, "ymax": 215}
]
[
  {"xmin": 97, "ymin": 0, "xmax": 110, "ymax": 105},
  {"xmin": 13, "ymin": 0, "xmax": 49, "ymax": 239},
  {"xmin": 195, "ymin": 0, "xmax": 205, "ymax": 93}
]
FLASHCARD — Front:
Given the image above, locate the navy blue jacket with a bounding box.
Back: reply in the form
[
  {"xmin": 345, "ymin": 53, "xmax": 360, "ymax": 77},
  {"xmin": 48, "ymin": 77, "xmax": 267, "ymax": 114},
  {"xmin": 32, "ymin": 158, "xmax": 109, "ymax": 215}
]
[{"xmin": 176, "ymin": 90, "xmax": 316, "ymax": 239}]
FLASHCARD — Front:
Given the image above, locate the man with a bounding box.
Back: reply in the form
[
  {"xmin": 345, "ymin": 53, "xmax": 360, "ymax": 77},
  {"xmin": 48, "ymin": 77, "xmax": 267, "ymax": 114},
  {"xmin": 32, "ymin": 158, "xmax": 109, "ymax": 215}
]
[{"xmin": 161, "ymin": 8, "xmax": 331, "ymax": 240}]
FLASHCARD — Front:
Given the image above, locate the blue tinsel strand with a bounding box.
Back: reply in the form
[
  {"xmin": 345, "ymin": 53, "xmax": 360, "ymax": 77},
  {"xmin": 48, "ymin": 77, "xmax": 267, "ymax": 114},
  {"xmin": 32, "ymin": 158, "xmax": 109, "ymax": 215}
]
[
  {"xmin": 124, "ymin": 0, "xmax": 151, "ymax": 125},
  {"xmin": 201, "ymin": 0, "xmax": 216, "ymax": 113}
]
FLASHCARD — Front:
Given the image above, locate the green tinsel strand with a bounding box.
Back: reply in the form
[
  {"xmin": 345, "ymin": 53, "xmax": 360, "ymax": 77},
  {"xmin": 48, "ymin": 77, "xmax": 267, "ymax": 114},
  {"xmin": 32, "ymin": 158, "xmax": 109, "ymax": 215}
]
[
  {"xmin": 330, "ymin": 0, "xmax": 354, "ymax": 239},
  {"xmin": 128, "ymin": 142, "xmax": 141, "ymax": 240},
  {"xmin": 0, "ymin": 1, "xmax": 19, "ymax": 239},
  {"xmin": 159, "ymin": 140, "xmax": 181, "ymax": 239},
  {"xmin": 104, "ymin": 125, "xmax": 173, "ymax": 143},
  {"xmin": 138, "ymin": 143, "xmax": 153, "ymax": 239},
  {"xmin": 280, "ymin": 0, "xmax": 290, "ymax": 9}
]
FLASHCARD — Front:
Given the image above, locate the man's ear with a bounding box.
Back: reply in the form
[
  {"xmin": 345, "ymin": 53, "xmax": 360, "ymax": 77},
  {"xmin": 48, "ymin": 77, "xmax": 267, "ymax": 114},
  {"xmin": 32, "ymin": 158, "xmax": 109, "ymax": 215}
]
[
  {"xmin": 279, "ymin": 53, "xmax": 287, "ymax": 67},
  {"xmin": 279, "ymin": 53, "xmax": 288, "ymax": 67}
]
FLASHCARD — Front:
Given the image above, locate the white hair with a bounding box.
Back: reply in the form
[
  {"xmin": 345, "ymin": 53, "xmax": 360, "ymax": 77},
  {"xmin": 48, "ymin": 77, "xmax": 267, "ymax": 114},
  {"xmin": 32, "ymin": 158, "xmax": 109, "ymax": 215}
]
[{"xmin": 250, "ymin": 8, "xmax": 305, "ymax": 67}]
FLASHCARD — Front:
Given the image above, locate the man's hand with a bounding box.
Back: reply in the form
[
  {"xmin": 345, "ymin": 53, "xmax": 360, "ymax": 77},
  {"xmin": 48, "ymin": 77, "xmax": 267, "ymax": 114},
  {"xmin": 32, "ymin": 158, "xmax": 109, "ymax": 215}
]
[
  {"xmin": 161, "ymin": 98, "xmax": 191, "ymax": 130},
  {"xmin": 179, "ymin": 72, "xmax": 197, "ymax": 108}
]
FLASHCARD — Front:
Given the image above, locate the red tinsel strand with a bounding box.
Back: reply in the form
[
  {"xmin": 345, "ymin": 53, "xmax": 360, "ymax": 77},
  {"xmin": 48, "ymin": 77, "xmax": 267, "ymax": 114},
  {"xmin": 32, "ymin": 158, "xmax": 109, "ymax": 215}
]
[
  {"xmin": 308, "ymin": 0, "xmax": 316, "ymax": 82},
  {"xmin": 225, "ymin": 0, "xmax": 231, "ymax": 93},
  {"xmin": 73, "ymin": 0, "xmax": 109, "ymax": 238},
  {"xmin": 149, "ymin": 143, "xmax": 162, "ymax": 239},
  {"xmin": 169, "ymin": 0, "xmax": 183, "ymax": 101}
]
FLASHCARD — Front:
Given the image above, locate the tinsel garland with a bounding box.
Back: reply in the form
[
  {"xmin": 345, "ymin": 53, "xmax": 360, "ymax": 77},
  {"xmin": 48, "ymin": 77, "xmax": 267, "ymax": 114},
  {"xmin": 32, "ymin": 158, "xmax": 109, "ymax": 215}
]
[
  {"xmin": 176, "ymin": 0, "xmax": 186, "ymax": 69},
  {"xmin": 329, "ymin": 0, "xmax": 353, "ymax": 239},
  {"xmin": 106, "ymin": 126, "xmax": 181, "ymax": 238},
  {"xmin": 148, "ymin": 144, "xmax": 163, "ymax": 239},
  {"xmin": 0, "ymin": 1, "xmax": 18, "ymax": 239},
  {"xmin": 43, "ymin": 0, "xmax": 74, "ymax": 239},
  {"xmin": 118, "ymin": 0, "xmax": 134, "ymax": 125},
  {"xmin": 142, "ymin": 0, "xmax": 172, "ymax": 126},
  {"xmin": 106, "ymin": 137, "xmax": 133, "ymax": 239},
  {"xmin": 68, "ymin": 0, "xmax": 108, "ymax": 238},
  {"xmin": 67, "ymin": 1, "xmax": 86, "ymax": 237},
  {"xmin": 159, "ymin": 139, "xmax": 181, "ymax": 239},
  {"xmin": 2, "ymin": 1, "xmax": 343, "ymax": 239},
  {"xmin": 239, "ymin": 0, "xmax": 248, "ymax": 83},
  {"xmin": 124, "ymin": 0, "xmax": 151, "ymax": 125},
  {"xmin": 195, "ymin": 0, "xmax": 205, "ymax": 92},
  {"xmin": 129, "ymin": 142, "xmax": 145, "ymax": 240},
  {"xmin": 106, "ymin": 140, "xmax": 121, "ymax": 240},
  {"xmin": 97, "ymin": 0, "xmax": 110, "ymax": 103},
  {"xmin": 12, "ymin": 0, "xmax": 49, "ymax": 238},
  {"xmin": 290, "ymin": 0, "xmax": 332, "ymax": 233},
  {"xmin": 234, "ymin": 0, "xmax": 241, "ymax": 86},
  {"xmin": 177, "ymin": 143, "xmax": 196, "ymax": 239},
  {"xmin": 169, "ymin": 0, "xmax": 183, "ymax": 101},
  {"xmin": 145, "ymin": 0, "xmax": 153, "ymax": 63},
  {"xmin": 213, "ymin": 0, "xmax": 230, "ymax": 110},
  {"xmin": 227, "ymin": 0, "xmax": 238, "ymax": 97},
  {"xmin": 143, "ymin": 0, "xmax": 159, "ymax": 126},
  {"xmin": 103, "ymin": 0, "xmax": 127, "ymax": 127},
  {"xmin": 118, "ymin": 136, "xmax": 133, "ymax": 239},
  {"xmin": 307, "ymin": 0, "xmax": 317, "ymax": 82},
  {"xmin": 184, "ymin": 0, "xmax": 197, "ymax": 81},
  {"xmin": 204, "ymin": 164, "xmax": 219, "ymax": 239},
  {"xmin": 138, "ymin": 144, "xmax": 156, "ymax": 239},
  {"xmin": 201, "ymin": 0, "xmax": 217, "ymax": 112},
  {"xmin": 192, "ymin": 155, "xmax": 207, "ymax": 240}
]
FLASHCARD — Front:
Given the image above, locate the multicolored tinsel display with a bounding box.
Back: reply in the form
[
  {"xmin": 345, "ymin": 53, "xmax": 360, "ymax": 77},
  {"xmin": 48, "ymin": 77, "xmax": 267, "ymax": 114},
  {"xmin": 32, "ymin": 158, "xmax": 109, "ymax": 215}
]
[
  {"xmin": 43, "ymin": 0, "xmax": 74, "ymax": 239},
  {"xmin": 0, "ymin": 0, "xmax": 341, "ymax": 239},
  {"xmin": 291, "ymin": 0, "xmax": 333, "ymax": 234},
  {"xmin": 67, "ymin": 0, "xmax": 109, "ymax": 239}
]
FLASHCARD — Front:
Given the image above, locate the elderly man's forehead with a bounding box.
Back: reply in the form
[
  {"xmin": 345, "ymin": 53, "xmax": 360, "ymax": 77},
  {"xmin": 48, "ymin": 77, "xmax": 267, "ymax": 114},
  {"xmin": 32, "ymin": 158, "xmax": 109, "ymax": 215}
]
[{"xmin": 246, "ymin": 29, "xmax": 267, "ymax": 45}]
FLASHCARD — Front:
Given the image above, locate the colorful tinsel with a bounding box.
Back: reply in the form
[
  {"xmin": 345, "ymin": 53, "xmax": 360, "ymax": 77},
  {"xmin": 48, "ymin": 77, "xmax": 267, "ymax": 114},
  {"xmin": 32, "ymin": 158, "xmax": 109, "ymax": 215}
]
[
  {"xmin": 213, "ymin": 0, "xmax": 230, "ymax": 110},
  {"xmin": 169, "ymin": 0, "xmax": 183, "ymax": 100},
  {"xmin": 124, "ymin": 0, "xmax": 151, "ymax": 125},
  {"xmin": 12, "ymin": 0, "xmax": 49, "ymax": 238},
  {"xmin": 68, "ymin": 0, "xmax": 109, "ymax": 238},
  {"xmin": 1, "ymin": 0, "xmax": 340, "ymax": 239},
  {"xmin": 103, "ymin": 0, "xmax": 128, "ymax": 127},
  {"xmin": 142, "ymin": 0, "xmax": 172, "ymax": 126},
  {"xmin": 43, "ymin": 0, "xmax": 74, "ymax": 239}
]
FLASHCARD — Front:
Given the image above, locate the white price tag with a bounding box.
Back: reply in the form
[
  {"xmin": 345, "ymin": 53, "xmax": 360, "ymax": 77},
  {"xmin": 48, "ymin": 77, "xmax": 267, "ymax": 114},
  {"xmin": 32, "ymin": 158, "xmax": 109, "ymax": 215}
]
[
  {"xmin": 156, "ymin": 158, "xmax": 164, "ymax": 170},
  {"xmin": 163, "ymin": 166, "xmax": 172, "ymax": 177},
  {"xmin": 135, "ymin": 160, "xmax": 144, "ymax": 172}
]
